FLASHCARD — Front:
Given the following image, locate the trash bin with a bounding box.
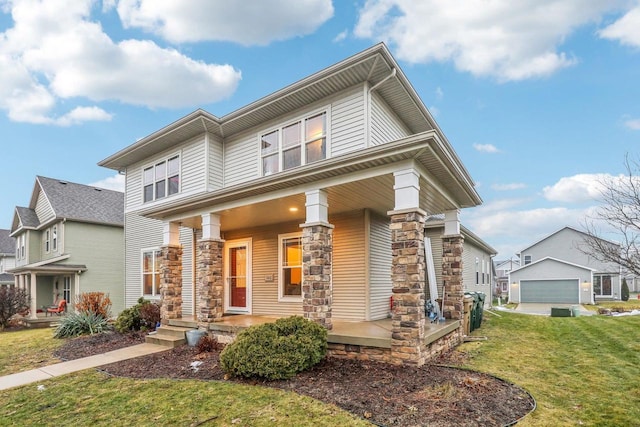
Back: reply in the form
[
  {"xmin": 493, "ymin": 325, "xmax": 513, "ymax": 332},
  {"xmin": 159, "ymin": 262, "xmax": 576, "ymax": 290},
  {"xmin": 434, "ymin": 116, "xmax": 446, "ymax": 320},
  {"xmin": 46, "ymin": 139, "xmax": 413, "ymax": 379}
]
[
  {"xmin": 571, "ymin": 305, "xmax": 581, "ymax": 317},
  {"xmin": 186, "ymin": 329, "xmax": 207, "ymax": 346},
  {"xmin": 475, "ymin": 292, "xmax": 486, "ymax": 330},
  {"xmin": 464, "ymin": 292, "xmax": 479, "ymax": 332}
]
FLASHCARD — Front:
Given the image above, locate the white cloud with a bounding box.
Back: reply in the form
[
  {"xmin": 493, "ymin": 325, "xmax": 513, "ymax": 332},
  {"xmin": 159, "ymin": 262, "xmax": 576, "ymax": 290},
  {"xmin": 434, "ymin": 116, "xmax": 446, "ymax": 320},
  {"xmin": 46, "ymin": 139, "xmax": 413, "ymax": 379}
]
[
  {"xmin": 542, "ymin": 174, "xmax": 611, "ymax": 203},
  {"xmin": 115, "ymin": 0, "xmax": 334, "ymax": 45},
  {"xmin": 435, "ymin": 86, "xmax": 443, "ymax": 100},
  {"xmin": 624, "ymin": 118, "xmax": 640, "ymax": 130},
  {"xmin": 354, "ymin": 0, "xmax": 622, "ymax": 81},
  {"xmin": 473, "ymin": 143, "xmax": 500, "ymax": 153},
  {"xmin": 89, "ymin": 173, "xmax": 125, "ymax": 192},
  {"xmin": 599, "ymin": 6, "xmax": 640, "ymax": 47},
  {"xmin": 428, "ymin": 105, "xmax": 440, "ymax": 117},
  {"xmin": 333, "ymin": 29, "xmax": 348, "ymax": 43},
  {"xmin": 491, "ymin": 183, "xmax": 527, "ymax": 191},
  {"xmin": 0, "ymin": 0, "xmax": 241, "ymax": 124}
]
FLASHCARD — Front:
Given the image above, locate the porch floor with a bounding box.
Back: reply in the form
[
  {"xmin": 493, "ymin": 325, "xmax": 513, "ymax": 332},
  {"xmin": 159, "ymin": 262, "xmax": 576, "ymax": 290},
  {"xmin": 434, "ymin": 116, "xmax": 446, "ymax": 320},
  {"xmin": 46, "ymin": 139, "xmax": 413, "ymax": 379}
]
[{"xmin": 172, "ymin": 315, "xmax": 460, "ymax": 349}]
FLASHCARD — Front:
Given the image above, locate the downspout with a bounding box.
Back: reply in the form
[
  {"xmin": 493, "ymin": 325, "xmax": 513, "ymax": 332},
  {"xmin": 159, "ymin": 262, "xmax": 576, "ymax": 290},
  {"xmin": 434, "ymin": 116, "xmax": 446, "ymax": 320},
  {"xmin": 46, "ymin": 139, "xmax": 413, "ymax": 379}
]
[{"xmin": 366, "ymin": 68, "xmax": 397, "ymax": 148}]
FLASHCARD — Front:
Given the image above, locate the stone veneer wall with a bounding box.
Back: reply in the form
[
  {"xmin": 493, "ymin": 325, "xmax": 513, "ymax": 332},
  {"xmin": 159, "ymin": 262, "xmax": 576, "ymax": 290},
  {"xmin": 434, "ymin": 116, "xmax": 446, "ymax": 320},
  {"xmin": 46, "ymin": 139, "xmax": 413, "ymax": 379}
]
[
  {"xmin": 160, "ymin": 245, "xmax": 183, "ymax": 324},
  {"xmin": 390, "ymin": 210, "xmax": 426, "ymax": 366},
  {"xmin": 302, "ymin": 224, "xmax": 333, "ymax": 330},
  {"xmin": 196, "ymin": 239, "xmax": 224, "ymax": 328},
  {"xmin": 442, "ymin": 236, "xmax": 464, "ymax": 320}
]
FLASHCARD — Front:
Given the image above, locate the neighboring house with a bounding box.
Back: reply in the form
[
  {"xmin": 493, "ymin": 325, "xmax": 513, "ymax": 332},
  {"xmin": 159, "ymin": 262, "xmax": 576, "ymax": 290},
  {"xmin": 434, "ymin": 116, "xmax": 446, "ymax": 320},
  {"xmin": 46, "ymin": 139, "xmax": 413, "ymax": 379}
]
[
  {"xmin": 8, "ymin": 176, "xmax": 125, "ymax": 318},
  {"xmin": 0, "ymin": 229, "xmax": 16, "ymax": 286},
  {"xmin": 509, "ymin": 226, "xmax": 622, "ymax": 304},
  {"xmin": 424, "ymin": 216, "xmax": 497, "ymax": 307},
  {"xmin": 494, "ymin": 258, "xmax": 520, "ymax": 300},
  {"xmin": 99, "ymin": 43, "xmax": 483, "ymax": 366}
]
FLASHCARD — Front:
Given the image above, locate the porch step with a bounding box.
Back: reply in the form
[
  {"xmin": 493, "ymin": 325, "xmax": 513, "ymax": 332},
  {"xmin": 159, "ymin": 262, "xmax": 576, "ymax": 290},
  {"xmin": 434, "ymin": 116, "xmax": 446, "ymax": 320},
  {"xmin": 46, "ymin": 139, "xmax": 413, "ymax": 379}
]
[
  {"xmin": 145, "ymin": 324, "xmax": 195, "ymax": 348},
  {"xmin": 168, "ymin": 318, "xmax": 198, "ymax": 329}
]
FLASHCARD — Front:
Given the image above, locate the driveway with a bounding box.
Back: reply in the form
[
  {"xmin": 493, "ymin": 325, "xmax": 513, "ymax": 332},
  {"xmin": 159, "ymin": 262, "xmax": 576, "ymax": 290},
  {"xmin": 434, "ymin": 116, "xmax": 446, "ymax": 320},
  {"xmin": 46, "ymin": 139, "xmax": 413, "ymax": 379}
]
[{"xmin": 513, "ymin": 303, "xmax": 595, "ymax": 316}]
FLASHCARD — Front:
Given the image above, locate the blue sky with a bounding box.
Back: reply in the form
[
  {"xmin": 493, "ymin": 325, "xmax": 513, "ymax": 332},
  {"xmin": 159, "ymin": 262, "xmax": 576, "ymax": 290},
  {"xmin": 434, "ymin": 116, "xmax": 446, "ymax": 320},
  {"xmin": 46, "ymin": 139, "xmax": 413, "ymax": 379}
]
[{"xmin": 1, "ymin": 0, "xmax": 640, "ymax": 258}]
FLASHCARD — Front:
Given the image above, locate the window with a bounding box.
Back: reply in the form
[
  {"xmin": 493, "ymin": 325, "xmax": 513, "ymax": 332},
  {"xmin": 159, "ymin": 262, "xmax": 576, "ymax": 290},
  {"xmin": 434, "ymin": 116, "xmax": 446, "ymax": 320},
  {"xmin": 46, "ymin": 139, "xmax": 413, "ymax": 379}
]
[
  {"xmin": 594, "ymin": 274, "xmax": 612, "ymax": 297},
  {"xmin": 524, "ymin": 255, "xmax": 532, "ymax": 265},
  {"xmin": 143, "ymin": 155, "xmax": 180, "ymax": 202},
  {"xmin": 279, "ymin": 233, "xmax": 303, "ymax": 299},
  {"xmin": 142, "ymin": 249, "xmax": 162, "ymax": 296},
  {"xmin": 63, "ymin": 276, "xmax": 71, "ymax": 303},
  {"xmin": 20, "ymin": 234, "xmax": 25, "ymax": 259},
  {"xmin": 52, "ymin": 225, "xmax": 57, "ymax": 251},
  {"xmin": 475, "ymin": 257, "xmax": 479, "ymax": 285},
  {"xmin": 45, "ymin": 229, "xmax": 50, "ymax": 253},
  {"xmin": 261, "ymin": 111, "xmax": 327, "ymax": 176}
]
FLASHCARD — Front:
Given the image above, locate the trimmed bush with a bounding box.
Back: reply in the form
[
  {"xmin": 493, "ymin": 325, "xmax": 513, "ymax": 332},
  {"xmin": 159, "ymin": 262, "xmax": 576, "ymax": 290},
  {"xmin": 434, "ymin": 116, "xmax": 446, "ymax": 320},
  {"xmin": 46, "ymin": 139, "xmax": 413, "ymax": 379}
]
[
  {"xmin": 75, "ymin": 292, "xmax": 112, "ymax": 318},
  {"xmin": 220, "ymin": 316, "xmax": 327, "ymax": 380},
  {"xmin": 115, "ymin": 298, "xmax": 160, "ymax": 333},
  {"xmin": 621, "ymin": 278, "xmax": 630, "ymax": 302},
  {"xmin": 54, "ymin": 311, "xmax": 111, "ymax": 338},
  {"xmin": 138, "ymin": 301, "xmax": 161, "ymax": 330}
]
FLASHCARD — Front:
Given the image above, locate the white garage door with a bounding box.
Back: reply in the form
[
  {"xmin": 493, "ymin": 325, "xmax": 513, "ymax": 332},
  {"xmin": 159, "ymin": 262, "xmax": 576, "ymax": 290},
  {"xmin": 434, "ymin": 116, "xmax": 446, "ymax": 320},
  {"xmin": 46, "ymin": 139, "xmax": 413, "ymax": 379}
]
[{"xmin": 520, "ymin": 279, "xmax": 580, "ymax": 303}]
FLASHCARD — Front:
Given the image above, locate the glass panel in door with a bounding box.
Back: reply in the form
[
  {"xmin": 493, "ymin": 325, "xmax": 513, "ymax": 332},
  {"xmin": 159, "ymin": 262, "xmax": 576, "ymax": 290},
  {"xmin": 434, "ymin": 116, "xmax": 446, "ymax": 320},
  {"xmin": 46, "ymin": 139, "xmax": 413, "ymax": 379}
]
[{"xmin": 229, "ymin": 246, "xmax": 247, "ymax": 308}]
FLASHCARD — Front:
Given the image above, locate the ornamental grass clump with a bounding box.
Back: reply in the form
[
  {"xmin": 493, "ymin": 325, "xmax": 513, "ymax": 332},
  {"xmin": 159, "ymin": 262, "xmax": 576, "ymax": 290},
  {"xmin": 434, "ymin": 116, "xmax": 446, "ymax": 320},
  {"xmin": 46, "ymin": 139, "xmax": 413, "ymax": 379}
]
[
  {"xmin": 54, "ymin": 311, "xmax": 111, "ymax": 338},
  {"xmin": 220, "ymin": 316, "xmax": 328, "ymax": 380}
]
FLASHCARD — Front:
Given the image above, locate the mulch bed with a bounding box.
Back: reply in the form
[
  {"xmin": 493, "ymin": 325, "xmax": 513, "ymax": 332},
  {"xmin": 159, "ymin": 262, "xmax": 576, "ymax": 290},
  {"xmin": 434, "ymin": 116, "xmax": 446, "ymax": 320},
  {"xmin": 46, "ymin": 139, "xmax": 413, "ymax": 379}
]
[{"xmin": 54, "ymin": 332, "xmax": 535, "ymax": 426}]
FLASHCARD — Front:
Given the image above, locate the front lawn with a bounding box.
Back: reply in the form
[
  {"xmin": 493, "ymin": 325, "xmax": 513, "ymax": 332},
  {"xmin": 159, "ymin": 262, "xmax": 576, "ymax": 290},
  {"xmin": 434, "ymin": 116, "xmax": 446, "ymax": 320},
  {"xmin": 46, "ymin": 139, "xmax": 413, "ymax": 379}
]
[
  {"xmin": 458, "ymin": 310, "xmax": 640, "ymax": 426},
  {"xmin": 0, "ymin": 328, "xmax": 63, "ymax": 375}
]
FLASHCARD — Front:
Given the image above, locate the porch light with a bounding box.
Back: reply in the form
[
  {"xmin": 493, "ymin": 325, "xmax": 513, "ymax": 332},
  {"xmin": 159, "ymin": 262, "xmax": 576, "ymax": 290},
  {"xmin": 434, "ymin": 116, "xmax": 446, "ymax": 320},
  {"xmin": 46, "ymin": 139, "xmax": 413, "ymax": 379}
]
[
  {"xmin": 582, "ymin": 281, "xmax": 591, "ymax": 292},
  {"xmin": 511, "ymin": 282, "xmax": 518, "ymax": 288},
  {"xmin": 289, "ymin": 207, "xmax": 299, "ymax": 212}
]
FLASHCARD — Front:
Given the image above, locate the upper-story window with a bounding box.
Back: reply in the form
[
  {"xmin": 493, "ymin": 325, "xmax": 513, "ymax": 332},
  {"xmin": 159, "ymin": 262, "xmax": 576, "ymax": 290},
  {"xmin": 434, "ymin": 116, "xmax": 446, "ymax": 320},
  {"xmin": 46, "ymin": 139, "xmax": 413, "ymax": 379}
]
[
  {"xmin": 52, "ymin": 225, "xmax": 58, "ymax": 251},
  {"xmin": 143, "ymin": 155, "xmax": 180, "ymax": 202},
  {"xmin": 524, "ymin": 254, "xmax": 532, "ymax": 265},
  {"xmin": 45, "ymin": 229, "xmax": 50, "ymax": 253},
  {"xmin": 261, "ymin": 111, "xmax": 327, "ymax": 176},
  {"xmin": 20, "ymin": 234, "xmax": 25, "ymax": 259}
]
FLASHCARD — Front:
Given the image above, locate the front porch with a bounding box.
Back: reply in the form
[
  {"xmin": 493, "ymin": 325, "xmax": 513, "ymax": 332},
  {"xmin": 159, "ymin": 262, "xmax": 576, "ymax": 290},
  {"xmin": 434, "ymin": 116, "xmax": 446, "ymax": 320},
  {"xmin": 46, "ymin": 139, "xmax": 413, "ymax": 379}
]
[{"xmin": 162, "ymin": 315, "xmax": 462, "ymax": 364}]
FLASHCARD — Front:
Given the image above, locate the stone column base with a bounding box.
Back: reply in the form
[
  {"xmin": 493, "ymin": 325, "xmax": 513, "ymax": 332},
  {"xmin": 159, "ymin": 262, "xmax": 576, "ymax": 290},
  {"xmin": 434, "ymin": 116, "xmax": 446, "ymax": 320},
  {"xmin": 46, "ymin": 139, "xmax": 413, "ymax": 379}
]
[
  {"xmin": 302, "ymin": 224, "xmax": 333, "ymax": 330},
  {"xmin": 196, "ymin": 238, "xmax": 224, "ymax": 328}
]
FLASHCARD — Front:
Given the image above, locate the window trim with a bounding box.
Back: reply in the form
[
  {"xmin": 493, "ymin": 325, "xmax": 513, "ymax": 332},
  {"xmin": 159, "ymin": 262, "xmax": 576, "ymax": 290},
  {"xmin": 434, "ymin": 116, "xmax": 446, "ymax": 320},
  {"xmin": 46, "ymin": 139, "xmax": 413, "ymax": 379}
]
[
  {"xmin": 523, "ymin": 254, "xmax": 532, "ymax": 265},
  {"xmin": 141, "ymin": 247, "xmax": 162, "ymax": 299},
  {"xmin": 593, "ymin": 274, "xmax": 613, "ymax": 297},
  {"xmin": 260, "ymin": 107, "xmax": 331, "ymax": 176},
  {"xmin": 45, "ymin": 229, "xmax": 50, "ymax": 253},
  {"xmin": 278, "ymin": 232, "xmax": 304, "ymax": 302},
  {"xmin": 142, "ymin": 152, "xmax": 181, "ymax": 203},
  {"xmin": 52, "ymin": 225, "xmax": 58, "ymax": 251}
]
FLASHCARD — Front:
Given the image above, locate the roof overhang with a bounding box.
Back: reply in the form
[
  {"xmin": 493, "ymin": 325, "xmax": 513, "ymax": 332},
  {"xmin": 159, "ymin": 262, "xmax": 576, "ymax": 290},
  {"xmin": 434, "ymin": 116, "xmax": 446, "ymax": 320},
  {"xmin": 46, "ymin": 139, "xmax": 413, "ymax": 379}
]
[
  {"xmin": 510, "ymin": 256, "xmax": 597, "ymax": 274},
  {"xmin": 425, "ymin": 220, "xmax": 496, "ymax": 255}
]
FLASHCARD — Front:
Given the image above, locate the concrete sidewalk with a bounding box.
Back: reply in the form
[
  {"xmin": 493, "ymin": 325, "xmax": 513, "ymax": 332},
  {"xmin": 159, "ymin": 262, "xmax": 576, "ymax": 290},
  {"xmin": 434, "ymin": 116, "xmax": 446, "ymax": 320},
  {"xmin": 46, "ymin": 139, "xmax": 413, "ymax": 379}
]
[
  {"xmin": 513, "ymin": 303, "xmax": 595, "ymax": 316},
  {"xmin": 0, "ymin": 343, "xmax": 168, "ymax": 391}
]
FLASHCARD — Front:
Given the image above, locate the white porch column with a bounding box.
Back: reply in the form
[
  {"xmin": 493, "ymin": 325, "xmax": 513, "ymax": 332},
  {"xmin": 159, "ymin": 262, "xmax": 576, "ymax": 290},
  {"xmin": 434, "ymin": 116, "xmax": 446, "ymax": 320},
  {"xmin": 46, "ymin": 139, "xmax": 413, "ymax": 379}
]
[
  {"xmin": 162, "ymin": 221, "xmax": 180, "ymax": 246},
  {"xmin": 29, "ymin": 273, "xmax": 37, "ymax": 320},
  {"xmin": 303, "ymin": 189, "xmax": 330, "ymax": 226},
  {"xmin": 75, "ymin": 272, "xmax": 81, "ymax": 302},
  {"xmin": 444, "ymin": 209, "xmax": 461, "ymax": 236},
  {"xmin": 393, "ymin": 168, "xmax": 420, "ymax": 211},
  {"xmin": 201, "ymin": 213, "xmax": 222, "ymax": 240}
]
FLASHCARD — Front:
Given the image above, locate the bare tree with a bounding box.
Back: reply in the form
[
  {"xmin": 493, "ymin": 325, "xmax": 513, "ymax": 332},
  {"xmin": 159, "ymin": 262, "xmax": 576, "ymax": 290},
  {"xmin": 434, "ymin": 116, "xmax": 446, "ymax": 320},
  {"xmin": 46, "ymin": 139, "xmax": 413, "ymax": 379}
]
[
  {"xmin": 581, "ymin": 155, "xmax": 640, "ymax": 275},
  {"xmin": 0, "ymin": 286, "xmax": 29, "ymax": 330}
]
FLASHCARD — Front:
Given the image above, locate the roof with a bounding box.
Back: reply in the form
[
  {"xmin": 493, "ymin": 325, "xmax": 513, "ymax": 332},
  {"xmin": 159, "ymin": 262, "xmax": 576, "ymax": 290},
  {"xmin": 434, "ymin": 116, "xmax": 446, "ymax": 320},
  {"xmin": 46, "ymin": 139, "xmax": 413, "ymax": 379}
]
[
  {"xmin": 0, "ymin": 273, "xmax": 13, "ymax": 283},
  {"xmin": 0, "ymin": 229, "xmax": 15, "ymax": 255},
  {"xmin": 98, "ymin": 43, "xmax": 480, "ymax": 208},
  {"xmin": 424, "ymin": 217, "xmax": 497, "ymax": 255},
  {"xmin": 510, "ymin": 256, "xmax": 597, "ymax": 275},
  {"xmin": 517, "ymin": 226, "xmax": 620, "ymax": 255}
]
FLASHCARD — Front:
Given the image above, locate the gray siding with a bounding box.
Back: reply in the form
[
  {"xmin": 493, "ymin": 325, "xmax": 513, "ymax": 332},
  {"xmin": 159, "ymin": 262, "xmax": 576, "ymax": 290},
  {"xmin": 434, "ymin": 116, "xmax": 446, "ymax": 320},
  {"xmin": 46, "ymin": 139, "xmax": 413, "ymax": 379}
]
[
  {"xmin": 331, "ymin": 85, "xmax": 365, "ymax": 156},
  {"xmin": 62, "ymin": 221, "xmax": 125, "ymax": 315},
  {"xmin": 34, "ymin": 189, "xmax": 54, "ymax": 224},
  {"xmin": 510, "ymin": 259, "xmax": 592, "ymax": 304},
  {"xmin": 462, "ymin": 240, "xmax": 492, "ymax": 301},
  {"xmin": 424, "ymin": 228, "xmax": 444, "ymax": 301},
  {"xmin": 208, "ymin": 134, "xmax": 224, "ymax": 191},
  {"xmin": 332, "ymin": 211, "xmax": 366, "ymax": 320},
  {"xmin": 368, "ymin": 211, "xmax": 392, "ymax": 320},
  {"xmin": 180, "ymin": 227, "xmax": 196, "ymax": 316},
  {"xmin": 124, "ymin": 212, "xmax": 163, "ymax": 308},
  {"xmin": 370, "ymin": 91, "xmax": 410, "ymax": 146},
  {"xmin": 223, "ymin": 132, "xmax": 259, "ymax": 187}
]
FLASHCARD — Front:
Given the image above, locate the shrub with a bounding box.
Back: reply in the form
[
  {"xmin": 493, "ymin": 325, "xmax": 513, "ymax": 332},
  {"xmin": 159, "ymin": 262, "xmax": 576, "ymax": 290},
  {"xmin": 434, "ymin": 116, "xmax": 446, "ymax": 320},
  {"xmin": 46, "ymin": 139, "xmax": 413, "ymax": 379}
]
[
  {"xmin": 220, "ymin": 316, "xmax": 327, "ymax": 380},
  {"xmin": 114, "ymin": 297, "xmax": 160, "ymax": 333},
  {"xmin": 0, "ymin": 286, "xmax": 29, "ymax": 330},
  {"xmin": 54, "ymin": 311, "xmax": 111, "ymax": 338},
  {"xmin": 196, "ymin": 334, "xmax": 223, "ymax": 354},
  {"xmin": 75, "ymin": 292, "xmax": 112, "ymax": 318},
  {"xmin": 621, "ymin": 278, "xmax": 630, "ymax": 302}
]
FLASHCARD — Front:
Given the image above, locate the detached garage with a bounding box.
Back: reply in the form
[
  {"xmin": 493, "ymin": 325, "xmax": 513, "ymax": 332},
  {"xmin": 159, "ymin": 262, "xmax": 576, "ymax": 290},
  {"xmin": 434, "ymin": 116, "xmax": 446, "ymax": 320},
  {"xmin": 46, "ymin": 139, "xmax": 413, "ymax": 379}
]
[{"xmin": 509, "ymin": 257, "xmax": 595, "ymax": 304}]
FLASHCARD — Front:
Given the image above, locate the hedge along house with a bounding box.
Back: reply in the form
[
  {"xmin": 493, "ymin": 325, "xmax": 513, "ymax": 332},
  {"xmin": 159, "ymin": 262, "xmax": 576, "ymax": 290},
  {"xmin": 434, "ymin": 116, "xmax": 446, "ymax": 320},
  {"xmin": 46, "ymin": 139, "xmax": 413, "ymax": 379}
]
[
  {"xmin": 99, "ymin": 44, "xmax": 482, "ymax": 366},
  {"xmin": 8, "ymin": 176, "xmax": 125, "ymax": 322}
]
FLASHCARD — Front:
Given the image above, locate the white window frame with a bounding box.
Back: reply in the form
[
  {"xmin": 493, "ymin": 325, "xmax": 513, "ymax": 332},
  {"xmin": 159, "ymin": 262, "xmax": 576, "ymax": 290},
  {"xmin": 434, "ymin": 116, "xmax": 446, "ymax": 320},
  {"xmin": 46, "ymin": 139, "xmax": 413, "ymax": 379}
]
[
  {"xmin": 45, "ymin": 229, "xmax": 50, "ymax": 253},
  {"xmin": 20, "ymin": 234, "xmax": 25, "ymax": 259},
  {"xmin": 593, "ymin": 274, "xmax": 613, "ymax": 297},
  {"xmin": 141, "ymin": 248, "xmax": 162, "ymax": 298},
  {"xmin": 278, "ymin": 232, "xmax": 304, "ymax": 302},
  {"xmin": 523, "ymin": 254, "xmax": 532, "ymax": 265},
  {"xmin": 142, "ymin": 153, "xmax": 181, "ymax": 203},
  {"xmin": 260, "ymin": 107, "xmax": 331, "ymax": 176},
  {"xmin": 52, "ymin": 225, "xmax": 58, "ymax": 251},
  {"xmin": 63, "ymin": 276, "xmax": 71, "ymax": 304}
]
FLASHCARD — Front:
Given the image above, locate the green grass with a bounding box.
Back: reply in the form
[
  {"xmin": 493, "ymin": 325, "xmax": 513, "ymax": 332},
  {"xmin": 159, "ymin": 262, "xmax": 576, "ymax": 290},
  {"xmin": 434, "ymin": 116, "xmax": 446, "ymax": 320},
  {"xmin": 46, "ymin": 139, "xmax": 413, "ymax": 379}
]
[
  {"xmin": 458, "ymin": 311, "xmax": 640, "ymax": 426},
  {"xmin": 0, "ymin": 328, "xmax": 62, "ymax": 375}
]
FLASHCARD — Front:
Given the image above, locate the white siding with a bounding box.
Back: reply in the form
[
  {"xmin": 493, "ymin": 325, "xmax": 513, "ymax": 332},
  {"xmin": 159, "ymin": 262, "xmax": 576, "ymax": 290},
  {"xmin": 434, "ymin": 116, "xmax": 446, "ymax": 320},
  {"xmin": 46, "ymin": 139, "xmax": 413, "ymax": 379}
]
[
  {"xmin": 34, "ymin": 189, "xmax": 54, "ymax": 224},
  {"xmin": 370, "ymin": 91, "xmax": 411, "ymax": 146},
  {"xmin": 208, "ymin": 134, "xmax": 224, "ymax": 191},
  {"xmin": 124, "ymin": 212, "xmax": 163, "ymax": 308},
  {"xmin": 331, "ymin": 85, "xmax": 365, "ymax": 156},
  {"xmin": 368, "ymin": 211, "xmax": 392, "ymax": 320},
  {"xmin": 180, "ymin": 227, "xmax": 196, "ymax": 316},
  {"xmin": 425, "ymin": 228, "xmax": 444, "ymax": 301},
  {"xmin": 463, "ymin": 240, "xmax": 492, "ymax": 300},
  {"xmin": 332, "ymin": 211, "xmax": 366, "ymax": 320},
  {"xmin": 224, "ymin": 132, "xmax": 259, "ymax": 187}
]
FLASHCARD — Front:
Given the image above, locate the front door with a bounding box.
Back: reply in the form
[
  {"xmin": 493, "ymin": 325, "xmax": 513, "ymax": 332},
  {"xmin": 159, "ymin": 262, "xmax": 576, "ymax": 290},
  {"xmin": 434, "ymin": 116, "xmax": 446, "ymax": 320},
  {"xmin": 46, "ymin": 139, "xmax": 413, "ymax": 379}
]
[{"xmin": 224, "ymin": 239, "xmax": 252, "ymax": 313}]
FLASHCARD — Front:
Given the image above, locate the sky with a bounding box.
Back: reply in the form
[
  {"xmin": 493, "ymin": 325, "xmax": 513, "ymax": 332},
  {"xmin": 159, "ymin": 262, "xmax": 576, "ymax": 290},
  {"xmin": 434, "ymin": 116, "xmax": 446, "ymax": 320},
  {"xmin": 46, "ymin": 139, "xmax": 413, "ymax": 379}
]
[{"xmin": 1, "ymin": 0, "xmax": 640, "ymax": 259}]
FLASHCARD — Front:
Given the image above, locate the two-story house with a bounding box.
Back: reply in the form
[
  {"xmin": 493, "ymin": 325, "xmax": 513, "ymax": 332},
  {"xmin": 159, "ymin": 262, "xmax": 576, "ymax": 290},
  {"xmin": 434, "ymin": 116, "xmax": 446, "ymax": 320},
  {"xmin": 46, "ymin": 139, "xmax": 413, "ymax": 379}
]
[
  {"xmin": 99, "ymin": 43, "xmax": 484, "ymax": 366},
  {"xmin": 0, "ymin": 229, "xmax": 16, "ymax": 286},
  {"xmin": 9, "ymin": 176, "xmax": 125, "ymax": 319},
  {"xmin": 494, "ymin": 258, "xmax": 520, "ymax": 300},
  {"xmin": 509, "ymin": 226, "xmax": 622, "ymax": 304}
]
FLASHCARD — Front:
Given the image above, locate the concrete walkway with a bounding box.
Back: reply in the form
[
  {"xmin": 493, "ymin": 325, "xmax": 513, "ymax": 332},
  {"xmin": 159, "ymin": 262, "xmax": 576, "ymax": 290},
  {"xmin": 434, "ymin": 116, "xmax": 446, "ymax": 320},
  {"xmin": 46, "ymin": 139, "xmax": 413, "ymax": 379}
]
[
  {"xmin": 0, "ymin": 343, "xmax": 168, "ymax": 391},
  {"xmin": 513, "ymin": 303, "xmax": 595, "ymax": 316}
]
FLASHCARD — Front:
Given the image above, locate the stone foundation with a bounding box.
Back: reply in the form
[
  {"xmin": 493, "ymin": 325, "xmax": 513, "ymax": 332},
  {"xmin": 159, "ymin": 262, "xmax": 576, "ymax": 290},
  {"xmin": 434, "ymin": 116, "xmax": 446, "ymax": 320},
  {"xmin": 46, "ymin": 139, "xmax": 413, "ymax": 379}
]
[
  {"xmin": 302, "ymin": 224, "xmax": 333, "ymax": 330},
  {"xmin": 442, "ymin": 235, "xmax": 464, "ymax": 320},
  {"xmin": 160, "ymin": 245, "xmax": 183, "ymax": 324},
  {"xmin": 389, "ymin": 210, "xmax": 426, "ymax": 366},
  {"xmin": 196, "ymin": 239, "xmax": 224, "ymax": 328}
]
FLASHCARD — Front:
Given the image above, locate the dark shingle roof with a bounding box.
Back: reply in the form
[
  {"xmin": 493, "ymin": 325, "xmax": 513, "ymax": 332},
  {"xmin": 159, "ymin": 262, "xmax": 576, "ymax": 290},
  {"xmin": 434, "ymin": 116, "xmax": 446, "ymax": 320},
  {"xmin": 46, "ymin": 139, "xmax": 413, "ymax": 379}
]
[
  {"xmin": 15, "ymin": 207, "xmax": 40, "ymax": 228},
  {"xmin": 37, "ymin": 176, "xmax": 124, "ymax": 227},
  {"xmin": 0, "ymin": 273, "xmax": 14, "ymax": 283},
  {"xmin": 0, "ymin": 229, "xmax": 15, "ymax": 254}
]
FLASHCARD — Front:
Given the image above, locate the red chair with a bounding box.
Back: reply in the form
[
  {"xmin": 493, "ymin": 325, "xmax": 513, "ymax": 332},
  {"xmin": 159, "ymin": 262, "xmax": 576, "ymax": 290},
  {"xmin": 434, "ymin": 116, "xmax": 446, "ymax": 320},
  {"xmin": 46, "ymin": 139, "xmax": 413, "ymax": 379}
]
[{"xmin": 46, "ymin": 299, "xmax": 67, "ymax": 316}]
